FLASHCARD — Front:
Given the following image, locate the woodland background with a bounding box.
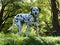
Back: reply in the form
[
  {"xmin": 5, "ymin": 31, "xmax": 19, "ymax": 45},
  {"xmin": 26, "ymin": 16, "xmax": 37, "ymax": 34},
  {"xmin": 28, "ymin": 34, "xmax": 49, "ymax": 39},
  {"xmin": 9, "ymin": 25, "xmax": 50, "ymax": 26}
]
[{"xmin": 0, "ymin": 0, "xmax": 60, "ymax": 45}]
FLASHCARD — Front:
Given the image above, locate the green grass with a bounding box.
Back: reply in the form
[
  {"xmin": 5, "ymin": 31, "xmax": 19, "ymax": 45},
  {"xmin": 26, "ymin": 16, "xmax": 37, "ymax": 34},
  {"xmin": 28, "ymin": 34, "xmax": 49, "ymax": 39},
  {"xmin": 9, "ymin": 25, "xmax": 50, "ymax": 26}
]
[{"xmin": 0, "ymin": 33, "xmax": 60, "ymax": 45}]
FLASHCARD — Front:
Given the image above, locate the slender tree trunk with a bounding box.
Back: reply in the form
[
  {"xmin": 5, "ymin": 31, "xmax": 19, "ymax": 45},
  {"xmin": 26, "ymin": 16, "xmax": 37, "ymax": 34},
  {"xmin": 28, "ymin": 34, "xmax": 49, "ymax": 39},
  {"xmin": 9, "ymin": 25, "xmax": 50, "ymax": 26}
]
[
  {"xmin": 51, "ymin": 0, "xmax": 60, "ymax": 35},
  {"xmin": 0, "ymin": 6, "xmax": 5, "ymax": 31},
  {"xmin": 0, "ymin": 0, "xmax": 6, "ymax": 31}
]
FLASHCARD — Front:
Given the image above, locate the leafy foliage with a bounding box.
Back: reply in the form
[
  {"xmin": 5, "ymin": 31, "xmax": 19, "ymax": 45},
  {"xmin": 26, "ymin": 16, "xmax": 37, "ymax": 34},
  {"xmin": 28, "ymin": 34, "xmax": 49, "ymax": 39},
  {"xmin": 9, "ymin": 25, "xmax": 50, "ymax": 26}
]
[
  {"xmin": 0, "ymin": 0, "xmax": 60, "ymax": 45},
  {"xmin": 0, "ymin": 0, "xmax": 60, "ymax": 35}
]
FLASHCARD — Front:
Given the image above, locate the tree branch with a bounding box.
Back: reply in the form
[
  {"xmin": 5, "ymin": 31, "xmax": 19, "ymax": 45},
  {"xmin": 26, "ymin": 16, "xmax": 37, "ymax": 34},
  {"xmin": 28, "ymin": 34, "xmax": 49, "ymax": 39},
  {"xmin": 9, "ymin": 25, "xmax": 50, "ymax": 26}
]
[{"xmin": 3, "ymin": 14, "xmax": 16, "ymax": 21}]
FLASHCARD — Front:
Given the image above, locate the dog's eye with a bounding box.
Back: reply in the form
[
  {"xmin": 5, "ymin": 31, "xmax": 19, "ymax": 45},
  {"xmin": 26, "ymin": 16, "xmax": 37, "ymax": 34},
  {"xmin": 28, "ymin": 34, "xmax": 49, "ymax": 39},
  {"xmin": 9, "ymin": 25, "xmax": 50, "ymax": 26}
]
[
  {"xmin": 33, "ymin": 10, "xmax": 35, "ymax": 11},
  {"xmin": 36, "ymin": 9, "xmax": 39, "ymax": 11}
]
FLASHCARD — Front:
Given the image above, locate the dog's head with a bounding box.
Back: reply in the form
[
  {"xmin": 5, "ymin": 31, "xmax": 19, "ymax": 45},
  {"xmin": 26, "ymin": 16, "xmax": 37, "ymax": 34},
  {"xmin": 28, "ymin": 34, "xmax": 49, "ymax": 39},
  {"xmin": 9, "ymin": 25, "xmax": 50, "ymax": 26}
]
[{"xmin": 30, "ymin": 7, "xmax": 41, "ymax": 16}]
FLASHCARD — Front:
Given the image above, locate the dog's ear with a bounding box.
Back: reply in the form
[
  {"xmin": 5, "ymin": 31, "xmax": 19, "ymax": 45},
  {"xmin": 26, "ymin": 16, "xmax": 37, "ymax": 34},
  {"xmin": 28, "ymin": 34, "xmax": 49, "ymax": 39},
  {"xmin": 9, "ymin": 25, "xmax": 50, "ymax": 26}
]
[
  {"xmin": 38, "ymin": 7, "xmax": 41, "ymax": 12},
  {"xmin": 30, "ymin": 7, "xmax": 33, "ymax": 12}
]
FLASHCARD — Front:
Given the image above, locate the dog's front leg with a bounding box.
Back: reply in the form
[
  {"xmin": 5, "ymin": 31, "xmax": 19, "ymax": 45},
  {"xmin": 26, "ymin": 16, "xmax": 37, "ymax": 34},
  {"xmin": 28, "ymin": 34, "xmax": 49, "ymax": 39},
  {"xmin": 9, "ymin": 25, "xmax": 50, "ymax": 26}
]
[
  {"xmin": 26, "ymin": 24, "xmax": 30, "ymax": 37},
  {"xmin": 34, "ymin": 22, "xmax": 40, "ymax": 37}
]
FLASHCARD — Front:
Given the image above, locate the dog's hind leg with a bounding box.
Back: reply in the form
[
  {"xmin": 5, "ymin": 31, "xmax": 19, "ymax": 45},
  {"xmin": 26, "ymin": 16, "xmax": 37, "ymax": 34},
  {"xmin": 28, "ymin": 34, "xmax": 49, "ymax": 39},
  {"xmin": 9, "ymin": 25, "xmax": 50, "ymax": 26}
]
[{"xmin": 16, "ymin": 21, "xmax": 22, "ymax": 36}]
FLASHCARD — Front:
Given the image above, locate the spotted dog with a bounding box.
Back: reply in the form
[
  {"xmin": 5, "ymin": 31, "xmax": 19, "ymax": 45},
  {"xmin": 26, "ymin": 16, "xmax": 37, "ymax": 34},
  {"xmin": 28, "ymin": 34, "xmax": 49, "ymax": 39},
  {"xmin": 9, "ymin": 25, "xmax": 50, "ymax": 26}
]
[{"xmin": 8, "ymin": 7, "xmax": 41, "ymax": 37}]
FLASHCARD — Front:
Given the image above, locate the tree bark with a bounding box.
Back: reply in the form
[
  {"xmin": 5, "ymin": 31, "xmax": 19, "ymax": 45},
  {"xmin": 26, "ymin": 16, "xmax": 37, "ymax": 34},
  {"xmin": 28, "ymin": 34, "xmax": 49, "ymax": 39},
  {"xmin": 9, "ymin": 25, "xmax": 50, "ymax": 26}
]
[
  {"xmin": 0, "ymin": 0, "xmax": 6, "ymax": 31},
  {"xmin": 0, "ymin": 5, "xmax": 5, "ymax": 31},
  {"xmin": 51, "ymin": 0, "xmax": 60, "ymax": 35}
]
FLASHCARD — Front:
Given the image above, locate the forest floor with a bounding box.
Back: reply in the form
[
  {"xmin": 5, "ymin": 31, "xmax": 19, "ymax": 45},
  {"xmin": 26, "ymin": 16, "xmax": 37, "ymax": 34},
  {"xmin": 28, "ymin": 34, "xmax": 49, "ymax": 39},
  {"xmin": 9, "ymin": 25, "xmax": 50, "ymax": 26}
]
[{"xmin": 0, "ymin": 33, "xmax": 60, "ymax": 45}]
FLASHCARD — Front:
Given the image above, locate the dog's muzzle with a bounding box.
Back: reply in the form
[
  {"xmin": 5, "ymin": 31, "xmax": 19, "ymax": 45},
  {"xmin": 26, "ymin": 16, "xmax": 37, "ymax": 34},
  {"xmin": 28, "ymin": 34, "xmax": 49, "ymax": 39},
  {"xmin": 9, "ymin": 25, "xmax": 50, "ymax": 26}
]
[{"xmin": 35, "ymin": 12, "xmax": 37, "ymax": 15}]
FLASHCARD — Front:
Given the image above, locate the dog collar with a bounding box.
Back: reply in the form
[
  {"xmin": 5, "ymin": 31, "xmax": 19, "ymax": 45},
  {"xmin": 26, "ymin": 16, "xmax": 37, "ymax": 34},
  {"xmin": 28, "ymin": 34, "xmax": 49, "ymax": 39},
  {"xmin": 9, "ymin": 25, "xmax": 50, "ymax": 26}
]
[{"xmin": 30, "ymin": 13, "xmax": 38, "ymax": 22}]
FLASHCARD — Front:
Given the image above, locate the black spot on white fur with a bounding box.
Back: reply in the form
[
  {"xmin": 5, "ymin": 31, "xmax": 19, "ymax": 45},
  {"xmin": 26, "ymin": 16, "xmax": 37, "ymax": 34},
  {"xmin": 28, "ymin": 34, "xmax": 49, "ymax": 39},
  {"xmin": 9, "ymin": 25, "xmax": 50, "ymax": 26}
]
[{"xmin": 17, "ymin": 15, "xmax": 19, "ymax": 17}]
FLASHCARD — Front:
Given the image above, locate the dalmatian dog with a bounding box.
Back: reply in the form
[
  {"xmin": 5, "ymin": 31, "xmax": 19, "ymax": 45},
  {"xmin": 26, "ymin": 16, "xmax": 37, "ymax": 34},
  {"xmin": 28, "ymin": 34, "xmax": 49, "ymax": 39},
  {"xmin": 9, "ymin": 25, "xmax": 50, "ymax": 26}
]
[{"xmin": 8, "ymin": 7, "xmax": 41, "ymax": 37}]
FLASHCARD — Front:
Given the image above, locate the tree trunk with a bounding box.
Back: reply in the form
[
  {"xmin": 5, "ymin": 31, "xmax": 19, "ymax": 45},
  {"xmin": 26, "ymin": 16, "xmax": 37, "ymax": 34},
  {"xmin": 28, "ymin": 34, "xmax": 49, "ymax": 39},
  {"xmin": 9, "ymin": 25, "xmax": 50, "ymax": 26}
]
[
  {"xmin": 0, "ymin": 0, "xmax": 6, "ymax": 31},
  {"xmin": 0, "ymin": 0, "xmax": 8, "ymax": 31},
  {"xmin": 51, "ymin": 0, "xmax": 60, "ymax": 35},
  {"xmin": 0, "ymin": 6, "xmax": 5, "ymax": 31}
]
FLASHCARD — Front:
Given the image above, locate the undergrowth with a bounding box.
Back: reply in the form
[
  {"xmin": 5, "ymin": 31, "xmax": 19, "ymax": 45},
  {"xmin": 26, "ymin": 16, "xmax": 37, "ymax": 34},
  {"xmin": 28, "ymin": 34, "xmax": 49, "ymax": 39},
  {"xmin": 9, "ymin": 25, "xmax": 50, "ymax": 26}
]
[{"xmin": 0, "ymin": 33, "xmax": 60, "ymax": 45}]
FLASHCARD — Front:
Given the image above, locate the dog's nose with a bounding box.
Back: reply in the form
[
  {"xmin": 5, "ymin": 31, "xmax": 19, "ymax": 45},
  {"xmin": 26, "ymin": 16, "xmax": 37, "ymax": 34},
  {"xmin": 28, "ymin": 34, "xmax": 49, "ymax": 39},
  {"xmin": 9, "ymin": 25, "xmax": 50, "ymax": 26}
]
[{"xmin": 35, "ymin": 12, "xmax": 37, "ymax": 15}]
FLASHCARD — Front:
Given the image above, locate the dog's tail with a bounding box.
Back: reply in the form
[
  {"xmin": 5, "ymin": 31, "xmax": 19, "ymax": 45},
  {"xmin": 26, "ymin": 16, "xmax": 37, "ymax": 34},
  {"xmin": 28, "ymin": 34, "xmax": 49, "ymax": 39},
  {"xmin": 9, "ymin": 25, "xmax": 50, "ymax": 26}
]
[{"xmin": 8, "ymin": 19, "xmax": 15, "ymax": 31}]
